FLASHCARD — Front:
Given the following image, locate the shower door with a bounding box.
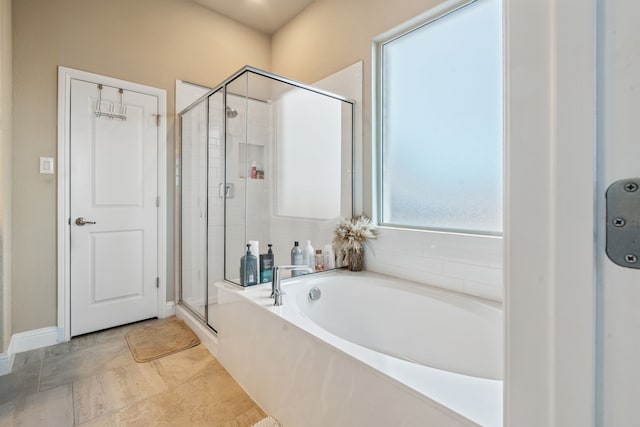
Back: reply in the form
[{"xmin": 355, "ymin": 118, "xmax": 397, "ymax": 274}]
[
  {"xmin": 207, "ymin": 90, "xmax": 225, "ymax": 331},
  {"xmin": 179, "ymin": 98, "xmax": 207, "ymax": 320},
  {"xmin": 179, "ymin": 87, "xmax": 224, "ymax": 331}
]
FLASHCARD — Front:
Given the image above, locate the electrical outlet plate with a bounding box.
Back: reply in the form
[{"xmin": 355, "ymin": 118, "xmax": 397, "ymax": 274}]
[{"xmin": 606, "ymin": 178, "xmax": 640, "ymax": 269}]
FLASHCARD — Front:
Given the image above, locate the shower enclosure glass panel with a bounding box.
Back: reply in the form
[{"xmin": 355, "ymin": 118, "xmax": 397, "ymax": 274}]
[
  {"xmin": 178, "ymin": 67, "xmax": 354, "ymax": 331},
  {"xmin": 179, "ymin": 99, "xmax": 207, "ymax": 319},
  {"xmin": 207, "ymin": 89, "xmax": 224, "ymax": 331}
]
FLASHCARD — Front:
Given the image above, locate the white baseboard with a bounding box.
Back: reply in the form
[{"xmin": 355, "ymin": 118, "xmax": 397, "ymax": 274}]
[
  {"xmin": 12, "ymin": 327, "xmax": 60, "ymax": 353},
  {"xmin": 0, "ymin": 343, "xmax": 14, "ymax": 376},
  {"xmin": 163, "ymin": 301, "xmax": 176, "ymax": 317},
  {"xmin": 175, "ymin": 304, "xmax": 218, "ymax": 357},
  {"xmin": 0, "ymin": 326, "xmax": 61, "ymax": 376}
]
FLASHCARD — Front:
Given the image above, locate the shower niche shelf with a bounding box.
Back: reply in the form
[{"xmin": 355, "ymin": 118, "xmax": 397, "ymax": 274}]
[{"xmin": 238, "ymin": 142, "xmax": 265, "ymax": 180}]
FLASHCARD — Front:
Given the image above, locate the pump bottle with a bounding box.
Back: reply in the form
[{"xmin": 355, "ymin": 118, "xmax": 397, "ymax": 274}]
[
  {"xmin": 291, "ymin": 241, "xmax": 304, "ymax": 277},
  {"xmin": 240, "ymin": 244, "xmax": 258, "ymax": 286}
]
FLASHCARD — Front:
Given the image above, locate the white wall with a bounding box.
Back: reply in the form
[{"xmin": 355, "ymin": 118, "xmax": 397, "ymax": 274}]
[
  {"xmin": 175, "ymin": 80, "xmax": 210, "ymax": 114},
  {"xmin": 274, "ymin": 89, "xmax": 342, "ymax": 219}
]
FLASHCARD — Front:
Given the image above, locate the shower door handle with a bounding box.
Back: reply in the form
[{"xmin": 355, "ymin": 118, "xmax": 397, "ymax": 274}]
[{"xmin": 218, "ymin": 183, "xmax": 234, "ymax": 199}]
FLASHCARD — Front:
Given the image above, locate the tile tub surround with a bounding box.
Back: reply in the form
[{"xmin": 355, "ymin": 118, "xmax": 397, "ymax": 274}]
[
  {"xmin": 216, "ymin": 271, "xmax": 503, "ymax": 427},
  {"xmin": 0, "ymin": 318, "xmax": 266, "ymax": 426},
  {"xmin": 365, "ymin": 226, "xmax": 503, "ymax": 302}
]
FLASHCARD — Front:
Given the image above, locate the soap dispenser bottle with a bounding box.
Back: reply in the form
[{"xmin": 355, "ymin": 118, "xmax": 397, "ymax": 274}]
[
  {"xmin": 260, "ymin": 244, "xmax": 274, "ymax": 283},
  {"xmin": 291, "ymin": 241, "xmax": 304, "ymax": 277},
  {"xmin": 240, "ymin": 244, "xmax": 258, "ymax": 287},
  {"xmin": 303, "ymin": 240, "xmax": 315, "ymax": 273}
]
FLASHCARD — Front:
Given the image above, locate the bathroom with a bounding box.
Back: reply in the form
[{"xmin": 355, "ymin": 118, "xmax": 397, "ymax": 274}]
[{"xmin": 0, "ymin": 0, "xmax": 639, "ymax": 426}]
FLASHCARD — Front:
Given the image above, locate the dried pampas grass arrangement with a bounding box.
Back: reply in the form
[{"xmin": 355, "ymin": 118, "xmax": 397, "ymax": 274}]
[{"xmin": 333, "ymin": 215, "xmax": 377, "ymax": 271}]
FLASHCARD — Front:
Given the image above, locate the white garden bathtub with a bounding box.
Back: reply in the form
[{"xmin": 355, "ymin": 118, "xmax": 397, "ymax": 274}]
[{"xmin": 216, "ymin": 270, "xmax": 503, "ymax": 426}]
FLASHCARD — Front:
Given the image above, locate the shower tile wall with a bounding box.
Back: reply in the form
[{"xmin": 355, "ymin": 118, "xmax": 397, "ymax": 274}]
[
  {"xmin": 269, "ymin": 219, "xmax": 337, "ymax": 268},
  {"xmin": 219, "ymin": 96, "xmax": 272, "ymax": 284}
]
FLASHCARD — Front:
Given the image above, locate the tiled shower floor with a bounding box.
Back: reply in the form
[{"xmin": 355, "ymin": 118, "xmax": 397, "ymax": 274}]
[{"xmin": 0, "ymin": 318, "xmax": 266, "ymax": 426}]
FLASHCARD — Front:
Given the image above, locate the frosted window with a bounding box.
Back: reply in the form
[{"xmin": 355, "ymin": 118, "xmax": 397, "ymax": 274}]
[{"xmin": 380, "ymin": 0, "xmax": 503, "ymax": 234}]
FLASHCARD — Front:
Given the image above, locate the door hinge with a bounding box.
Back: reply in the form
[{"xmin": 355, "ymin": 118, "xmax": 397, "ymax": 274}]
[
  {"xmin": 156, "ymin": 277, "xmax": 160, "ymax": 288},
  {"xmin": 606, "ymin": 178, "xmax": 640, "ymax": 269},
  {"xmin": 155, "ymin": 114, "xmax": 161, "ymax": 127},
  {"xmin": 156, "ymin": 196, "xmax": 160, "ymax": 207}
]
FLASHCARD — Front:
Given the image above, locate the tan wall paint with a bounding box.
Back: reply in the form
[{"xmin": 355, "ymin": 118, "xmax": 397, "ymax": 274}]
[
  {"xmin": 0, "ymin": 0, "xmax": 12, "ymax": 351},
  {"xmin": 271, "ymin": 0, "xmax": 445, "ymax": 215},
  {"xmin": 12, "ymin": 0, "xmax": 270, "ymax": 333}
]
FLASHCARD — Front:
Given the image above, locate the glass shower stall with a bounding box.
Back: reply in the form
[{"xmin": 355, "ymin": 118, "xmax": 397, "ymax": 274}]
[{"xmin": 177, "ymin": 67, "xmax": 354, "ymax": 332}]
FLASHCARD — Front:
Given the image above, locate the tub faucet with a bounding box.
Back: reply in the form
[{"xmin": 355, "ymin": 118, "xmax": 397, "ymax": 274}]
[{"xmin": 271, "ymin": 265, "xmax": 314, "ymax": 306}]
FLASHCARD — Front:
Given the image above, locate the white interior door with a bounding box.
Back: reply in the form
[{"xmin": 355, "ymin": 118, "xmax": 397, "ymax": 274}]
[
  {"xmin": 597, "ymin": 0, "xmax": 640, "ymax": 424},
  {"xmin": 70, "ymin": 79, "xmax": 159, "ymax": 337}
]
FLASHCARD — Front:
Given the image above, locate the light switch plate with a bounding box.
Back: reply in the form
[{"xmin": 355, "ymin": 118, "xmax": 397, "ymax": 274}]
[{"xmin": 39, "ymin": 157, "xmax": 54, "ymax": 175}]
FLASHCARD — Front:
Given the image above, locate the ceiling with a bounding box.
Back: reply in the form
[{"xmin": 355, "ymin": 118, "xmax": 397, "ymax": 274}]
[{"xmin": 191, "ymin": 0, "xmax": 316, "ymax": 35}]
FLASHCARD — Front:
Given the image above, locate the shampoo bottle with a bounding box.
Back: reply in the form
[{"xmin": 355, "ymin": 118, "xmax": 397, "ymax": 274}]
[
  {"xmin": 324, "ymin": 244, "xmax": 336, "ymax": 269},
  {"xmin": 303, "ymin": 240, "xmax": 315, "ymax": 273},
  {"xmin": 240, "ymin": 244, "xmax": 258, "ymax": 287},
  {"xmin": 260, "ymin": 244, "xmax": 274, "ymax": 283},
  {"xmin": 315, "ymin": 249, "xmax": 325, "ymax": 271},
  {"xmin": 291, "ymin": 241, "xmax": 304, "ymax": 277}
]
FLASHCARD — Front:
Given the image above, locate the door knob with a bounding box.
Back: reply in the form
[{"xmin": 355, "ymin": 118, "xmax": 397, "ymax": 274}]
[{"xmin": 75, "ymin": 217, "xmax": 96, "ymax": 226}]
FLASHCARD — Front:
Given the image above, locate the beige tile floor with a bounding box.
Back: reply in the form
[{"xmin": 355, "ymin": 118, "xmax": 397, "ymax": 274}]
[{"xmin": 0, "ymin": 318, "xmax": 266, "ymax": 426}]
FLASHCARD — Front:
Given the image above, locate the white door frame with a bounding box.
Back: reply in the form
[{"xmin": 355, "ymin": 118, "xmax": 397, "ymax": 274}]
[
  {"xmin": 504, "ymin": 1, "xmax": 596, "ymax": 425},
  {"xmin": 57, "ymin": 66, "xmax": 168, "ymax": 342}
]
